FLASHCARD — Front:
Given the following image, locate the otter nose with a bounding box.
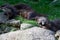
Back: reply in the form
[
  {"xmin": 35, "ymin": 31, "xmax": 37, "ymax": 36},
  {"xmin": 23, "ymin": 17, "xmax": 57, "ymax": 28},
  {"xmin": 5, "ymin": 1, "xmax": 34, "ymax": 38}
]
[{"xmin": 39, "ymin": 21, "xmax": 46, "ymax": 26}]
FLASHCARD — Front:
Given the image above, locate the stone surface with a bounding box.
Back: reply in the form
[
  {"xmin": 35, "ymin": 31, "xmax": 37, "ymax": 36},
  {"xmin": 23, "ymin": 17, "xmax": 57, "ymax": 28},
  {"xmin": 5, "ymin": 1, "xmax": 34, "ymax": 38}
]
[
  {"xmin": 0, "ymin": 27, "xmax": 55, "ymax": 40},
  {"xmin": 20, "ymin": 23, "xmax": 33, "ymax": 30},
  {"xmin": 0, "ymin": 12, "xmax": 8, "ymax": 23},
  {"xmin": 6, "ymin": 19, "xmax": 20, "ymax": 24},
  {"xmin": 6, "ymin": 19, "xmax": 20, "ymax": 28}
]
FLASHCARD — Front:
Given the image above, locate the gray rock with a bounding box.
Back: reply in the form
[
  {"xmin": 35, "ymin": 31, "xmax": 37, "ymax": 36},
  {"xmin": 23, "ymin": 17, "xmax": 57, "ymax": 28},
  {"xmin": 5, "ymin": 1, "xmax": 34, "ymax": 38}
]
[
  {"xmin": 6, "ymin": 19, "xmax": 20, "ymax": 24},
  {"xmin": 0, "ymin": 12, "xmax": 8, "ymax": 23},
  {"xmin": 0, "ymin": 27, "xmax": 55, "ymax": 40},
  {"xmin": 0, "ymin": 25, "xmax": 18, "ymax": 34},
  {"xmin": 25, "ymin": 27, "xmax": 55, "ymax": 40},
  {"xmin": 20, "ymin": 23, "xmax": 33, "ymax": 30},
  {"xmin": 6, "ymin": 19, "xmax": 20, "ymax": 28}
]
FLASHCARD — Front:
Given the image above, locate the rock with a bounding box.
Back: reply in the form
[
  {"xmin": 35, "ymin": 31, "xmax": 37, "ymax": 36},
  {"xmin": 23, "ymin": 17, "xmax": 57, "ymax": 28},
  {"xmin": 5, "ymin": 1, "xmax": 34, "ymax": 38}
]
[
  {"xmin": 0, "ymin": 25, "xmax": 18, "ymax": 34},
  {"xmin": 55, "ymin": 30, "xmax": 60, "ymax": 40},
  {"xmin": 6, "ymin": 19, "xmax": 20, "ymax": 24},
  {"xmin": 0, "ymin": 30, "xmax": 32, "ymax": 40},
  {"xmin": 0, "ymin": 27, "xmax": 55, "ymax": 40},
  {"xmin": 0, "ymin": 12, "xmax": 8, "ymax": 23},
  {"xmin": 20, "ymin": 23, "xmax": 33, "ymax": 30},
  {"xmin": 25, "ymin": 27, "xmax": 55, "ymax": 40},
  {"xmin": 6, "ymin": 19, "xmax": 21, "ymax": 28}
]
